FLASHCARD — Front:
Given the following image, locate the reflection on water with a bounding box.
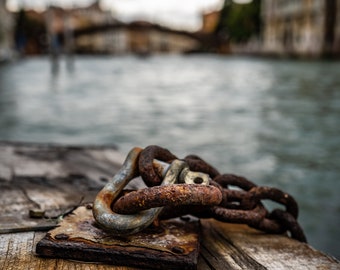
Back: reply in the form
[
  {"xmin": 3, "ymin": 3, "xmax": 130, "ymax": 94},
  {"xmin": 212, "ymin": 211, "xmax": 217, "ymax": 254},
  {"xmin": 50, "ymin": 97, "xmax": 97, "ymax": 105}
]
[{"xmin": 0, "ymin": 55, "xmax": 339, "ymax": 258}]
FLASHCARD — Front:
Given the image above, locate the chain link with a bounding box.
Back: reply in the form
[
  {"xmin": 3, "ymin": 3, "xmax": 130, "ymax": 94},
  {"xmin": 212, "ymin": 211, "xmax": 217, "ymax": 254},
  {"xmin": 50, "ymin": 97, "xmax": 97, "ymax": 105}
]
[{"xmin": 109, "ymin": 145, "xmax": 307, "ymax": 242}]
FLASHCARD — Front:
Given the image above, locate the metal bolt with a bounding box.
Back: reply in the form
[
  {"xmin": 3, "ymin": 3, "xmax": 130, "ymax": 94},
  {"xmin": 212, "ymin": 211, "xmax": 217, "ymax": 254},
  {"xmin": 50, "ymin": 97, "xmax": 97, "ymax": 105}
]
[
  {"xmin": 54, "ymin": 233, "xmax": 69, "ymax": 240},
  {"xmin": 29, "ymin": 209, "xmax": 45, "ymax": 219},
  {"xmin": 193, "ymin": 177, "xmax": 203, "ymax": 184},
  {"xmin": 171, "ymin": 246, "xmax": 184, "ymax": 254},
  {"xmin": 179, "ymin": 167, "xmax": 210, "ymax": 185}
]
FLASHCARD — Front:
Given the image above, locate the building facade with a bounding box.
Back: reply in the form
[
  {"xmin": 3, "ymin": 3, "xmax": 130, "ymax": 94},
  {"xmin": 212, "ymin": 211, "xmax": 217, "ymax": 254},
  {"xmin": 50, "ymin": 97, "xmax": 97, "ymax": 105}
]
[
  {"xmin": 262, "ymin": 0, "xmax": 340, "ymax": 57},
  {"xmin": 46, "ymin": 1, "xmax": 117, "ymax": 54},
  {"xmin": 0, "ymin": 0, "xmax": 14, "ymax": 61},
  {"xmin": 45, "ymin": 2, "xmax": 199, "ymax": 55},
  {"xmin": 201, "ymin": 10, "xmax": 221, "ymax": 34}
]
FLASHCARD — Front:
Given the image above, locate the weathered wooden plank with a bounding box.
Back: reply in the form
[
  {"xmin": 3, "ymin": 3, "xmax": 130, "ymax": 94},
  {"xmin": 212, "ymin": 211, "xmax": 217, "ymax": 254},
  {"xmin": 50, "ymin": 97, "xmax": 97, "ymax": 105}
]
[
  {"xmin": 2, "ymin": 220, "xmax": 338, "ymax": 270},
  {"xmin": 200, "ymin": 220, "xmax": 266, "ymax": 270},
  {"xmin": 200, "ymin": 220, "xmax": 339, "ymax": 269},
  {"xmin": 0, "ymin": 141, "xmax": 124, "ymax": 182},
  {"xmin": 0, "ymin": 231, "xmax": 139, "ymax": 270},
  {"xmin": 0, "ymin": 141, "xmax": 124, "ymax": 233},
  {"xmin": 0, "ymin": 175, "xmax": 103, "ymax": 233},
  {"xmin": 0, "ymin": 141, "xmax": 339, "ymax": 270}
]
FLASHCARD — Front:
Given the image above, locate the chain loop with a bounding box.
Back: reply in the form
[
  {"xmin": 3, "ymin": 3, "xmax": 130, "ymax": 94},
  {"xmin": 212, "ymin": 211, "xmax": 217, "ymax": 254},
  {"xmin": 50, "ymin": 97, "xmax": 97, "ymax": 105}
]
[
  {"xmin": 112, "ymin": 184, "xmax": 222, "ymax": 214},
  {"xmin": 138, "ymin": 145, "xmax": 177, "ymax": 186},
  {"xmin": 93, "ymin": 147, "xmax": 161, "ymax": 235}
]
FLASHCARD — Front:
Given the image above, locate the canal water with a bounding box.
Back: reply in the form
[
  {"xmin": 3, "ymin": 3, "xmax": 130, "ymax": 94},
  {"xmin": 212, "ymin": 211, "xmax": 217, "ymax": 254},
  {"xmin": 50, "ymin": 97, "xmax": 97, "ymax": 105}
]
[{"xmin": 0, "ymin": 55, "xmax": 339, "ymax": 258}]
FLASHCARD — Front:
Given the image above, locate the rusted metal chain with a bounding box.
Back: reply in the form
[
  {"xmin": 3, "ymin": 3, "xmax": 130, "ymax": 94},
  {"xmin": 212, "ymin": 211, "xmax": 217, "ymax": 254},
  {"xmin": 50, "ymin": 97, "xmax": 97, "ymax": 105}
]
[
  {"xmin": 210, "ymin": 204, "xmax": 268, "ymax": 227},
  {"xmin": 214, "ymin": 174, "xmax": 257, "ymax": 190},
  {"xmin": 92, "ymin": 147, "xmax": 166, "ymax": 235},
  {"xmin": 93, "ymin": 147, "xmax": 213, "ymax": 235},
  {"xmin": 138, "ymin": 145, "xmax": 177, "ymax": 186},
  {"xmin": 183, "ymin": 155, "xmax": 220, "ymax": 179},
  {"xmin": 112, "ymin": 184, "xmax": 222, "ymax": 214},
  {"xmin": 248, "ymin": 186, "xmax": 299, "ymax": 218},
  {"xmin": 97, "ymin": 145, "xmax": 307, "ymax": 242},
  {"xmin": 268, "ymin": 209, "xmax": 307, "ymax": 242}
]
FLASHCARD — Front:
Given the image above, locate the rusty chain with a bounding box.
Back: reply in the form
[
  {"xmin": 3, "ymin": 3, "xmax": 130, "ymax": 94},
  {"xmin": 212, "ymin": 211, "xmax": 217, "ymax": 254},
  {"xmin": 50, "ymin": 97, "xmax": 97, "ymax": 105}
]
[{"xmin": 94, "ymin": 145, "xmax": 307, "ymax": 242}]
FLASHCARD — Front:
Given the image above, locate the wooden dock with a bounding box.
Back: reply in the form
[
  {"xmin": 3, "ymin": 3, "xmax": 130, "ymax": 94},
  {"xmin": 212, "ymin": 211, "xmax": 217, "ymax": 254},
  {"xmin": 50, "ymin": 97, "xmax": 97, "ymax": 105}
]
[{"xmin": 0, "ymin": 141, "xmax": 338, "ymax": 269}]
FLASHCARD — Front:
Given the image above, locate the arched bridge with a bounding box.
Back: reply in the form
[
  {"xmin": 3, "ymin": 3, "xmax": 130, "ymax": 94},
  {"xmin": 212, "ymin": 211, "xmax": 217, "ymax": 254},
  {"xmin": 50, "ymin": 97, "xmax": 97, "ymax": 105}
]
[{"xmin": 60, "ymin": 21, "xmax": 219, "ymax": 52}]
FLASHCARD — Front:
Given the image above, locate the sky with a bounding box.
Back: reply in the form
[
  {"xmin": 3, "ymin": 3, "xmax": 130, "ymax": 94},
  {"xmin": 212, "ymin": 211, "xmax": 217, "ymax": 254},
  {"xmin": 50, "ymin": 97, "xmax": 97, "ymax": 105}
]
[{"xmin": 7, "ymin": 0, "xmax": 226, "ymax": 30}]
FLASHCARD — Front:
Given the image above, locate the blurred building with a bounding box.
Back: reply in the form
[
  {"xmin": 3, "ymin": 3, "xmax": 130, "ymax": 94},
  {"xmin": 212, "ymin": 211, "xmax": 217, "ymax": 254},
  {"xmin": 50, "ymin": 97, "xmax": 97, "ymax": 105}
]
[
  {"xmin": 46, "ymin": 1, "xmax": 117, "ymax": 54},
  {"xmin": 262, "ymin": 0, "xmax": 340, "ymax": 58},
  {"xmin": 44, "ymin": 1, "xmax": 200, "ymax": 55},
  {"xmin": 200, "ymin": 10, "xmax": 230, "ymax": 53},
  {"xmin": 7, "ymin": 0, "xmax": 206, "ymax": 55},
  {"xmin": 15, "ymin": 9, "xmax": 47, "ymax": 55},
  {"xmin": 0, "ymin": 0, "xmax": 14, "ymax": 61},
  {"xmin": 125, "ymin": 22, "xmax": 200, "ymax": 55},
  {"xmin": 201, "ymin": 10, "xmax": 221, "ymax": 34},
  {"xmin": 200, "ymin": 1, "xmax": 263, "ymax": 54}
]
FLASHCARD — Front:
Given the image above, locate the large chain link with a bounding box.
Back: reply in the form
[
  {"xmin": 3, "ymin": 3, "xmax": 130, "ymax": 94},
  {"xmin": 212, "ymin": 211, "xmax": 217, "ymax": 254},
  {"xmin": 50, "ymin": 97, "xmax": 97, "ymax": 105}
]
[{"xmin": 97, "ymin": 145, "xmax": 307, "ymax": 242}]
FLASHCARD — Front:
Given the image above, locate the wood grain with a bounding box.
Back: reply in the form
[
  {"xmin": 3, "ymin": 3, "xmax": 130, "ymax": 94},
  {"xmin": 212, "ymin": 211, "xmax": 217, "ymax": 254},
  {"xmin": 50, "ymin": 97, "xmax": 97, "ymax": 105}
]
[{"xmin": 0, "ymin": 141, "xmax": 339, "ymax": 269}]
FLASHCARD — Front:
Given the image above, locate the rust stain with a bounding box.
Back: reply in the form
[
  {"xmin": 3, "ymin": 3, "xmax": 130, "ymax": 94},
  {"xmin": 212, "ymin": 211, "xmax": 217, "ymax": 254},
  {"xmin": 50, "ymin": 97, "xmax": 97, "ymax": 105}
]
[
  {"xmin": 36, "ymin": 206, "xmax": 200, "ymax": 269},
  {"xmin": 113, "ymin": 184, "xmax": 222, "ymax": 214},
  {"xmin": 38, "ymin": 205, "xmax": 200, "ymax": 255}
]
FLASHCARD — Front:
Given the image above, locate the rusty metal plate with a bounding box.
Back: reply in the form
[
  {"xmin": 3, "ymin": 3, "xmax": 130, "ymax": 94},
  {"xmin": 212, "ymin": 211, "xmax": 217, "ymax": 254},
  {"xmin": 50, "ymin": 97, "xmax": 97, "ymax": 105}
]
[{"xmin": 36, "ymin": 205, "xmax": 200, "ymax": 270}]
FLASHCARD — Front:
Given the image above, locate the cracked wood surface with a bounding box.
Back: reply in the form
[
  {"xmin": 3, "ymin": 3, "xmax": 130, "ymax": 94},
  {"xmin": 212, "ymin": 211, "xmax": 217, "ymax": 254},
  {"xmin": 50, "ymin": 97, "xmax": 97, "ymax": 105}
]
[{"xmin": 0, "ymin": 141, "xmax": 339, "ymax": 269}]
